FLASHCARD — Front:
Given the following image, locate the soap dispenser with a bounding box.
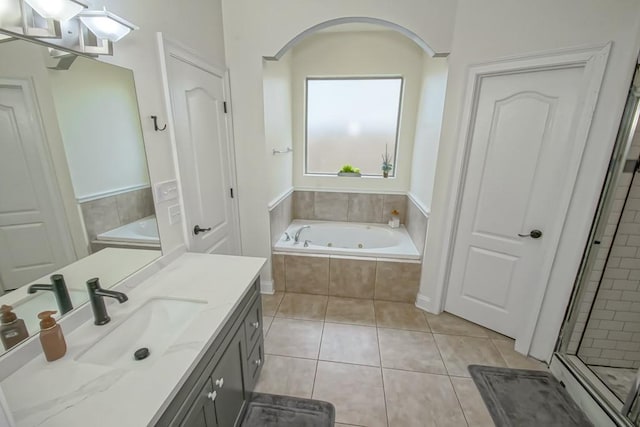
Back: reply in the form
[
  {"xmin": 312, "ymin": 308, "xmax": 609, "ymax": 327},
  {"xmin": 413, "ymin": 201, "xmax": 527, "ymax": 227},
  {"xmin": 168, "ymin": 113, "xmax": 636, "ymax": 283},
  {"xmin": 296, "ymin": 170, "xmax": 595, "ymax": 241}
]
[
  {"xmin": 38, "ymin": 311, "xmax": 66, "ymax": 362},
  {"xmin": 0, "ymin": 305, "xmax": 29, "ymax": 350}
]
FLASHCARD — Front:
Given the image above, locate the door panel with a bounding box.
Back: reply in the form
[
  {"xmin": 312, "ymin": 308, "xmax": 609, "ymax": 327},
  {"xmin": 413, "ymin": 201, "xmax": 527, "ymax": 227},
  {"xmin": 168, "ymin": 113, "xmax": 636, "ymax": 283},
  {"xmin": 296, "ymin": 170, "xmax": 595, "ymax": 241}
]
[
  {"xmin": 167, "ymin": 54, "xmax": 240, "ymax": 255},
  {"xmin": 0, "ymin": 83, "xmax": 74, "ymax": 289},
  {"xmin": 446, "ymin": 66, "xmax": 585, "ymax": 338}
]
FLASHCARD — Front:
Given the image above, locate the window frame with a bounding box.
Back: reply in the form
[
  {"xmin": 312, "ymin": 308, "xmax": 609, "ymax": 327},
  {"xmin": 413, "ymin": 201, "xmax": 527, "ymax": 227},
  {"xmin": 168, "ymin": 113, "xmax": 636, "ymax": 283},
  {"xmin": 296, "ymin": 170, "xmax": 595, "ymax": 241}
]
[{"xmin": 303, "ymin": 76, "xmax": 404, "ymax": 178}]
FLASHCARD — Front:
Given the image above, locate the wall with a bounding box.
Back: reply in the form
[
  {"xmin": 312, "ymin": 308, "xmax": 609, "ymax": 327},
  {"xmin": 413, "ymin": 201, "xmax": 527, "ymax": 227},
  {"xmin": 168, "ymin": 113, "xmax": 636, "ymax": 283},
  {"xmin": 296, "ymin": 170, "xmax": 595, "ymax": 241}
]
[
  {"xmin": 291, "ymin": 30, "xmax": 425, "ymax": 193},
  {"xmin": 221, "ymin": 0, "xmax": 457, "ymax": 284},
  {"xmin": 91, "ymin": 0, "xmax": 227, "ymax": 255},
  {"xmin": 0, "ymin": 41, "xmax": 87, "ymax": 259},
  {"xmin": 48, "ymin": 57, "xmax": 149, "ymax": 202},
  {"xmin": 577, "ymin": 128, "xmax": 640, "ymax": 368},
  {"xmin": 409, "ymin": 54, "xmax": 448, "ymax": 211},
  {"xmin": 264, "ymin": 52, "xmax": 294, "ymax": 205},
  {"xmin": 421, "ymin": 0, "xmax": 640, "ymax": 361}
]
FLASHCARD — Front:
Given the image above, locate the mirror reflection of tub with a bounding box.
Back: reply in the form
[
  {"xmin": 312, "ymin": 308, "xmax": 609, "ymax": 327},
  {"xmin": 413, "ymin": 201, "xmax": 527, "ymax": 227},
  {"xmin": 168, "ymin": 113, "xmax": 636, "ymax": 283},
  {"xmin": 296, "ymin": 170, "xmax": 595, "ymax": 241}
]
[{"xmin": 93, "ymin": 216, "xmax": 160, "ymax": 251}]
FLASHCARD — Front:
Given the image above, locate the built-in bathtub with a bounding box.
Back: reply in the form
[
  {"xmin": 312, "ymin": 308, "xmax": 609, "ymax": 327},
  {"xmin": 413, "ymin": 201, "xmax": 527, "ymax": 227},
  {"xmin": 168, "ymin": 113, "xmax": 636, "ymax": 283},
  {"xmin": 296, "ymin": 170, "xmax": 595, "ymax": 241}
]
[
  {"xmin": 93, "ymin": 216, "xmax": 160, "ymax": 252},
  {"xmin": 273, "ymin": 220, "xmax": 420, "ymax": 260},
  {"xmin": 272, "ymin": 220, "xmax": 422, "ymax": 301}
]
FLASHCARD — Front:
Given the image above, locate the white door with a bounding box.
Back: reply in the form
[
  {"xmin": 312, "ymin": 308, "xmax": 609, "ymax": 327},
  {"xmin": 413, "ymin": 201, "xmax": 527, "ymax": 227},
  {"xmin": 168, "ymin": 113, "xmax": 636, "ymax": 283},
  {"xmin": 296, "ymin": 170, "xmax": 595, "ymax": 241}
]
[
  {"xmin": 165, "ymin": 47, "xmax": 240, "ymax": 255},
  {"xmin": 445, "ymin": 65, "xmax": 592, "ymax": 339},
  {"xmin": 0, "ymin": 80, "xmax": 75, "ymax": 290}
]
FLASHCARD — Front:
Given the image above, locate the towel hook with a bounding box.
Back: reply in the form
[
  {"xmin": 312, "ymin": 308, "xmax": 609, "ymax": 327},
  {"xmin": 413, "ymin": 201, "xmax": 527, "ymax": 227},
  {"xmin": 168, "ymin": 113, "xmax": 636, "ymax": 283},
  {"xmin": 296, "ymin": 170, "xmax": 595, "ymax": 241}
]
[{"xmin": 150, "ymin": 115, "xmax": 167, "ymax": 132}]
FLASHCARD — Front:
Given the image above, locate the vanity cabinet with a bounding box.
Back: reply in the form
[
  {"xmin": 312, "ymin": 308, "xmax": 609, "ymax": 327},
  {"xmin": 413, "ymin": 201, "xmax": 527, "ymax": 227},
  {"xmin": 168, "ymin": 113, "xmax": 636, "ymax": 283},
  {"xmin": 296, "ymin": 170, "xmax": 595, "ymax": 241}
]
[{"xmin": 156, "ymin": 279, "xmax": 263, "ymax": 427}]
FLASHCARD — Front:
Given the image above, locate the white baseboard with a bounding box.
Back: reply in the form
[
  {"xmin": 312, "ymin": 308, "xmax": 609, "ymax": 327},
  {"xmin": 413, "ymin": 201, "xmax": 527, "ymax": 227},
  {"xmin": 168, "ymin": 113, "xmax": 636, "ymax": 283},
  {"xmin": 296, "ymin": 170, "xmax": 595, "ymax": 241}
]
[
  {"xmin": 415, "ymin": 293, "xmax": 440, "ymax": 314},
  {"xmin": 261, "ymin": 280, "xmax": 275, "ymax": 295}
]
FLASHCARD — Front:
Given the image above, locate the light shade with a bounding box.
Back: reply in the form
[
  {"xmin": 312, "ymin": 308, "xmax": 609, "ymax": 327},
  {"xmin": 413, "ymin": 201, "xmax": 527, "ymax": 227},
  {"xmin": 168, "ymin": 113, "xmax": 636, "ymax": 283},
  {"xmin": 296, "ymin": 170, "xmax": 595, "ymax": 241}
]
[
  {"xmin": 79, "ymin": 9, "xmax": 137, "ymax": 42},
  {"xmin": 23, "ymin": 0, "xmax": 85, "ymax": 21}
]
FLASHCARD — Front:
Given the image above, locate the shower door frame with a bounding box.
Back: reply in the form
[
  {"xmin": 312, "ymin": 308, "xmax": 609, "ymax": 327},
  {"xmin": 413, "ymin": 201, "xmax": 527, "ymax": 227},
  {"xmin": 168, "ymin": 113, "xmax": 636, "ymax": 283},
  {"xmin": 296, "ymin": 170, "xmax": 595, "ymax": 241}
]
[{"xmin": 555, "ymin": 68, "xmax": 640, "ymax": 426}]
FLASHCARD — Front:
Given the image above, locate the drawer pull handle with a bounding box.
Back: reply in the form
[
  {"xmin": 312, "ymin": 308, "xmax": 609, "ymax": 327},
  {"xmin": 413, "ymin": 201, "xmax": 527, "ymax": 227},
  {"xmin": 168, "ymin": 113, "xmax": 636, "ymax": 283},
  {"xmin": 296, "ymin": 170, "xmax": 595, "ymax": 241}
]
[
  {"xmin": 251, "ymin": 321, "xmax": 260, "ymax": 329},
  {"xmin": 207, "ymin": 391, "xmax": 217, "ymax": 402},
  {"xmin": 254, "ymin": 358, "xmax": 262, "ymax": 366},
  {"xmin": 215, "ymin": 378, "xmax": 224, "ymax": 388}
]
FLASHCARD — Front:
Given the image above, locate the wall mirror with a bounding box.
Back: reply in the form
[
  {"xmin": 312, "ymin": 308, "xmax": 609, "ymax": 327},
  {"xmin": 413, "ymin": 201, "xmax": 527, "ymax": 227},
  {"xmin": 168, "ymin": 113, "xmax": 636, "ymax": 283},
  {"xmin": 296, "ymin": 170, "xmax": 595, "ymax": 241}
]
[{"xmin": 0, "ymin": 39, "xmax": 160, "ymax": 354}]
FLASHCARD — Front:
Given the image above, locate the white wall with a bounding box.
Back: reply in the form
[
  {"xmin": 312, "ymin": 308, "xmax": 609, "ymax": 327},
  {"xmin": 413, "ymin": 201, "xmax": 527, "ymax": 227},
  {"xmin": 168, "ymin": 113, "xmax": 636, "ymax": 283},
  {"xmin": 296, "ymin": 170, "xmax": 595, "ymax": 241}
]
[
  {"xmin": 221, "ymin": 0, "xmax": 456, "ymax": 282},
  {"xmin": 91, "ymin": 0, "xmax": 227, "ymax": 254},
  {"xmin": 409, "ymin": 54, "xmax": 448, "ymax": 212},
  {"xmin": 0, "ymin": 41, "xmax": 87, "ymax": 259},
  {"xmin": 421, "ymin": 0, "xmax": 640, "ymax": 360},
  {"xmin": 290, "ymin": 30, "xmax": 425, "ymax": 193},
  {"xmin": 263, "ymin": 52, "xmax": 294, "ymax": 205},
  {"xmin": 48, "ymin": 57, "xmax": 149, "ymax": 202}
]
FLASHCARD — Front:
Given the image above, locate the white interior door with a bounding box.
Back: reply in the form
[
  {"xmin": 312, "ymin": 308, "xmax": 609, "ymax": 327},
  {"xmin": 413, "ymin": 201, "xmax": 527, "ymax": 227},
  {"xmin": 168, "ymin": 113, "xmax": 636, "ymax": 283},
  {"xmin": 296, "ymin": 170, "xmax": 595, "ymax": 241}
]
[
  {"xmin": 0, "ymin": 80, "xmax": 75, "ymax": 290},
  {"xmin": 164, "ymin": 46, "xmax": 240, "ymax": 255},
  {"xmin": 445, "ymin": 64, "xmax": 594, "ymax": 339}
]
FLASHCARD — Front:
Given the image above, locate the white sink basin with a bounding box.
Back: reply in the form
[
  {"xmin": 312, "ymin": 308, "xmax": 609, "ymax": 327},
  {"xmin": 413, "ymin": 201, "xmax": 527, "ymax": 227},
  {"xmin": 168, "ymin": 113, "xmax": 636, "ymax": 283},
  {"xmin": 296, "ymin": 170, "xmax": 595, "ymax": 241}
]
[
  {"xmin": 76, "ymin": 297, "xmax": 206, "ymax": 369},
  {"xmin": 13, "ymin": 290, "xmax": 87, "ymax": 336}
]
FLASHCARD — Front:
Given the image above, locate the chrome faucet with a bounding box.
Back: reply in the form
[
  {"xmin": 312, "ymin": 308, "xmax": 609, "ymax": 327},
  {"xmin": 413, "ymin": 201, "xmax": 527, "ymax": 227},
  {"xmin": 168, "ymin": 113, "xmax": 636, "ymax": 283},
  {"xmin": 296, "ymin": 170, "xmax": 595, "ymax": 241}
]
[
  {"xmin": 294, "ymin": 225, "xmax": 311, "ymax": 243},
  {"xmin": 28, "ymin": 274, "xmax": 74, "ymax": 315},
  {"xmin": 86, "ymin": 278, "xmax": 128, "ymax": 325}
]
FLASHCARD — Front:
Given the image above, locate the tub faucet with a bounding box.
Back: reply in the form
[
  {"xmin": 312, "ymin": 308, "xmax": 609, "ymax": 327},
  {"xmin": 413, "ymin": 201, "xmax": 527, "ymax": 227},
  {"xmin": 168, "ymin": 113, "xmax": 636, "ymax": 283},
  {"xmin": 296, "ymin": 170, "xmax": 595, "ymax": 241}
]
[
  {"xmin": 28, "ymin": 274, "xmax": 74, "ymax": 315},
  {"xmin": 294, "ymin": 225, "xmax": 311, "ymax": 243},
  {"xmin": 86, "ymin": 278, "xmax": 128, "ymax": 325}
]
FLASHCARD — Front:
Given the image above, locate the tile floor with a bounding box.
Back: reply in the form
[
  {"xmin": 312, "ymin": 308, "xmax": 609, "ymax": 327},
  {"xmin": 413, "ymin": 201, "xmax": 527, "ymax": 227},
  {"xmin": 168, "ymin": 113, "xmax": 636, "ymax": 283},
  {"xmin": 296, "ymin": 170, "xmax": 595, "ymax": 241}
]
[
  {"xmin": 590, "ymin": 365, "xmax": 636, "ymax": 401},
  {"xmin": 257, "ymin": 292, "xmax": 548, "ymax": 427}
]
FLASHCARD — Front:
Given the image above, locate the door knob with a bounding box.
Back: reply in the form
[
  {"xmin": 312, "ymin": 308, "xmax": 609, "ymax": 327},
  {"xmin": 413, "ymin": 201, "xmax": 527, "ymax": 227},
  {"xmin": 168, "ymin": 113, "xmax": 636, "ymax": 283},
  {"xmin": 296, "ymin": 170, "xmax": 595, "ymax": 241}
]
[
  {"xmin": 518, "ymin": 229, "xmax": 543, "ymax": 239},
  {"xmin": 193, "ymin": 225, "xmax": 212, "ymax": 235}
]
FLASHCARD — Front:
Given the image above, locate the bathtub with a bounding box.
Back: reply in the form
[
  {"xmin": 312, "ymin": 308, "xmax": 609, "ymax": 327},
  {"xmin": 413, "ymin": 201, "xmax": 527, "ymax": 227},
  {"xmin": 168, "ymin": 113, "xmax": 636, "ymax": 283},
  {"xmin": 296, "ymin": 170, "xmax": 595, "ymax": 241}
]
[
  {"xmin": 96, "ymin": 216, "xmax": 160, "ymax": 246},
  {"xmin": 273, "ymin": 220, "xmax": 420, "ymax": 260}
]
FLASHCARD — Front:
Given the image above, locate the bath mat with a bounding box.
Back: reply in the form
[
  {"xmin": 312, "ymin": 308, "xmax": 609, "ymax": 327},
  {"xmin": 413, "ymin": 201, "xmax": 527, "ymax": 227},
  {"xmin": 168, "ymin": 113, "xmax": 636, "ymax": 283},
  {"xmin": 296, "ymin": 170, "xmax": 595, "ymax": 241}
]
[
  {"xmin": 239, "ymin": 393, "xmax": 335, "ymax": 427},
  {"xmin": 468, "ymin": 365, "xmax": 593, "ymax": 427}
]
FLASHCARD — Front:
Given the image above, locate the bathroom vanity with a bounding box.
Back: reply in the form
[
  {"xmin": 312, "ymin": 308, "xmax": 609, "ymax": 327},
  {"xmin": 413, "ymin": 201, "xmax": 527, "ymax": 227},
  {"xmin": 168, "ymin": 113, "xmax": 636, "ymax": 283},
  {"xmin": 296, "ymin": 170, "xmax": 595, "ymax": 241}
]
[{"xmin": 0, "ymin": 253, "xmax": 266, "ymax": 426}]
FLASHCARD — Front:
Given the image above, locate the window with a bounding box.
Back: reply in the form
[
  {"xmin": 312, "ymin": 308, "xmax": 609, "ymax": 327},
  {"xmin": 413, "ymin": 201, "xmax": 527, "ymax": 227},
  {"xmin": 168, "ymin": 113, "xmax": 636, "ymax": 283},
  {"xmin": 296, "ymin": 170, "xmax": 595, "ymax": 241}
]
[{"xmin": 305, "ymin": 77, "xmax": 403, "ymax": 176}]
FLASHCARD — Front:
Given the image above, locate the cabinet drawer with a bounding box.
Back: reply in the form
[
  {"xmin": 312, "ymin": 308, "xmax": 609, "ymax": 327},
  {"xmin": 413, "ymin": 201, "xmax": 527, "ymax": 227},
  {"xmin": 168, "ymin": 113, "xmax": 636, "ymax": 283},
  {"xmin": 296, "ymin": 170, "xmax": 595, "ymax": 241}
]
[
  {"xmin": 243, "ymin": 296, "xmax": 262, "ymax": 358},
  {"xmin": 246, "ymin": 340, "xmax": 263, "ymax": 390}
]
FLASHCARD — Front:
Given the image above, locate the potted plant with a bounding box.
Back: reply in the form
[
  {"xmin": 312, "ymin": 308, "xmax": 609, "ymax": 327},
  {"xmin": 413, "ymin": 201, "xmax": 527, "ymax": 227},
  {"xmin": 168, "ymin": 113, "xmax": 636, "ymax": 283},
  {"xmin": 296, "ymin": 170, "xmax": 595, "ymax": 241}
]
[
  {"xmin": 337, "ymin": 164, "xmax": 361, "ymax": 177},
  {"xmin": 381, "ymin": 145, "xmax": 393, "ymax": 178}
]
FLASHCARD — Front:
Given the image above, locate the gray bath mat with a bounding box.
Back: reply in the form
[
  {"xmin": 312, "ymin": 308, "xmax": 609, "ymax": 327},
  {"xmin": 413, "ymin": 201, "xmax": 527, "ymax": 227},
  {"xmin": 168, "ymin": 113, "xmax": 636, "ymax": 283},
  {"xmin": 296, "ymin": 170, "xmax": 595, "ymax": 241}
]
[
  {"xmin": 469, "ymin": 365, "xmax": 593, "ymax": 427},
  {"xmin": 240, "ymin": 393, "xmax": 335, "ymax": 427}
]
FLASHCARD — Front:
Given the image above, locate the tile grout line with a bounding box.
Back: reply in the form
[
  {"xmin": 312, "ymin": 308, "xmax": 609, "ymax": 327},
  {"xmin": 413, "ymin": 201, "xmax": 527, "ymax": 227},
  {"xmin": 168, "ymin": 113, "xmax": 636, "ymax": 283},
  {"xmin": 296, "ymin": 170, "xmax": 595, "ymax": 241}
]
[
  {"xmin": 375, "ymin": 326, "xmax": 390, "ymax": 427},
  {"xmin": 310, "ymin": 318, "xmax": 326, "ymax": 399},
  {"xmin": 449, "ymin": 375, "xmax": 472, "ymax": 427}
]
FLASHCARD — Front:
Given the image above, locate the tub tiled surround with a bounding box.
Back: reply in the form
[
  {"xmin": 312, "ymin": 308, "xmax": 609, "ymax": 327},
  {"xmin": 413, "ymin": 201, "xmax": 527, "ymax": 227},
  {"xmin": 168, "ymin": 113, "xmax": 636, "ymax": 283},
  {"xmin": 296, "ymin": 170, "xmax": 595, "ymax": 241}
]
[
  {"xmin": 405, "ymin": 196, "xmax": 429, "ymax": 253},
  {"xmin": 272, "ymin": 253, "xmax": 421, "ymax": 302},
  {"xmin": 81, "ymin": 187, "xmax": 154, "ymax": 246},
  {"xmin": 269, "ymin": 191, "xmax": 293, "ymax": 246},
  {"xmin": 291, "ymin": 191, "xmax": 407, "ymax": 224}
]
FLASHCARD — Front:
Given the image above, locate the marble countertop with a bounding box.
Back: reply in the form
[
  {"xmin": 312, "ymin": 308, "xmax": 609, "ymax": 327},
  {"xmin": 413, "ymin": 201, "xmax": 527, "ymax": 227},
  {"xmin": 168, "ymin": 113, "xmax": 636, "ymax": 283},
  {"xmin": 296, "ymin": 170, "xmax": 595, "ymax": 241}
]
[{"xmin": 0, "ymin": 252, "xmax": 266, "ymax": 427}]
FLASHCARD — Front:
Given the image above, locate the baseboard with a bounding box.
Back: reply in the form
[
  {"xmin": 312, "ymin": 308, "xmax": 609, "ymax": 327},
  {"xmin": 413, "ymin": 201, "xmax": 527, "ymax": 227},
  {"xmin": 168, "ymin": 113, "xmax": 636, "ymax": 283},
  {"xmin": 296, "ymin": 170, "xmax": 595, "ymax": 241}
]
[
  {"xmin": 260, "ymin": 280, "xmax": 275, "ymax": 295},
  {"xmin": 415, "ymin": 293, "xmax": 440, "ymax": 314}
]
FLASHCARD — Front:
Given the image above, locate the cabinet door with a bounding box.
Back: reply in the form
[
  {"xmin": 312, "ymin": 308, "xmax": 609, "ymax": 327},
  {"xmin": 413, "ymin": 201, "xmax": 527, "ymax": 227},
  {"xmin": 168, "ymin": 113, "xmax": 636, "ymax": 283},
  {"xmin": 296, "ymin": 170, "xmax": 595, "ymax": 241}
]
[
  {"xmin": 211, "ymin": 331, "xmax": 245, "ymax": 427},
  {"xmin": 181, "ymin": 379, "xmax": 217, "ymax": 427}
]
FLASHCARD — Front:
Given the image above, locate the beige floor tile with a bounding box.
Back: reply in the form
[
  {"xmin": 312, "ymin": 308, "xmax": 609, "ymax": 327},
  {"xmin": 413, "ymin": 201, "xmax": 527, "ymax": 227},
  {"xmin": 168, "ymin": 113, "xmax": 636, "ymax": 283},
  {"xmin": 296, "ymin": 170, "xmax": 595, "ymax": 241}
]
[
  {"xmin": 275, "ymin": 293, "xmax": 328, "ymax": 321},
  {"xmin": 264, "ymin": 318, "xmax": 323, "ymax": 359},
  {"xmin": 383, "ymin": 368, "xmax": 467, "ymax": 427},
  {"xmin": 254, "ymin": 354, "xmax": 317, "ymax": 398},
  {"xmin": 425, "ymin": 312, "xmax": 489, "ymax": 337},
  {"xmin": 434, "ymin": 334, "xmax": 507, "ymax": 377},
  {"xmin": 378, "ymin": 328, "xmax": 446, "ymax": 375},
  {"xmin": 450, "ymin": 377, "xmax": 494, "ymax": 427},
  {"xmin": 491, "ymin": 339, "xmax": 548, "ymax": 371},
  {"xmin": 262, "ymin": 316, "xmax": 274, "ymax": 336},
  {"xmin": 320, "ymin": 322, "xmax": 380, "ymax": 366},
  {"xmin": 262, "ymin": 292, "xmax": 284, "ymax": 316},
  {"xmin": 375, "ymin": 300, "xmax": 430, "ymax": 331},
  {"xmin": 325, "ymin": 297, "xmax": 376, "ymax": 326},
  {"xmin": 312, "ymin": 361, "xmax": 387, "ymax": 427},
  {"xmin": 485, "ymin": 329, "xmax": 513, "ymax": 341}
]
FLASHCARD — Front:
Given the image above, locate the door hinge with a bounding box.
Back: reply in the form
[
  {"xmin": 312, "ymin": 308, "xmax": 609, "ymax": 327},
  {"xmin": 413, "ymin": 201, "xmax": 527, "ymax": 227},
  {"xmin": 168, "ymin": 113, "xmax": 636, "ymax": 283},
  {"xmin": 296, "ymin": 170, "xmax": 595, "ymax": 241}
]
[
  {"xmin": 230, "ymin": 188, "xmax": 234, "ymax": 198},
  {"xmin": 223, "ymin": 101, "xmax": 228, "ymax": 114}
]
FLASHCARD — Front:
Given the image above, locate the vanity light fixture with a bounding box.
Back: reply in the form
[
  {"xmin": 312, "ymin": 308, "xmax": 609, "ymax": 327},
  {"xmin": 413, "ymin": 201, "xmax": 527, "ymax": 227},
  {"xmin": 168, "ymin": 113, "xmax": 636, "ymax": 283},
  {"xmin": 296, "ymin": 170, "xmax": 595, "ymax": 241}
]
[
  {"xmin": 0, "ymin": 0, "xmax": 137, "ymax": 57},
  {"xmin": 79, "ymin": 8, "xmax": 137, "ymax": 43},
  {"xmin": 23, "ymin": 0, "xmax": 85, "ymax": 22}
]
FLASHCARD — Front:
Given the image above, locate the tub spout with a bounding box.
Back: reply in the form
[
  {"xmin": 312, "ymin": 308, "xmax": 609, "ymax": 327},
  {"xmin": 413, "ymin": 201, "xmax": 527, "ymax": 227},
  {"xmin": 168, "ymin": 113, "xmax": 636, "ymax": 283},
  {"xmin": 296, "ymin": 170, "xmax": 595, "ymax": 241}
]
[{"xmin": 294, "ymin": 225, "xmax": 311, "ymax": 243}]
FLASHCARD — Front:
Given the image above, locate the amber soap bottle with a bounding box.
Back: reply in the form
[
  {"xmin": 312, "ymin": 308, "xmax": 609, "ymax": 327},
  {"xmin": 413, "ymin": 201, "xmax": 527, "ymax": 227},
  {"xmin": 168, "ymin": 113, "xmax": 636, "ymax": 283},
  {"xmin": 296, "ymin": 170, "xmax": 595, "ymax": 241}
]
[
  {"xmin": 38, "ymin": 311, "xmax": 67, "ymax": 362},
  {"xmin": 0, "ymin": 305, "xmax": 29, "ymax": 350}
]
